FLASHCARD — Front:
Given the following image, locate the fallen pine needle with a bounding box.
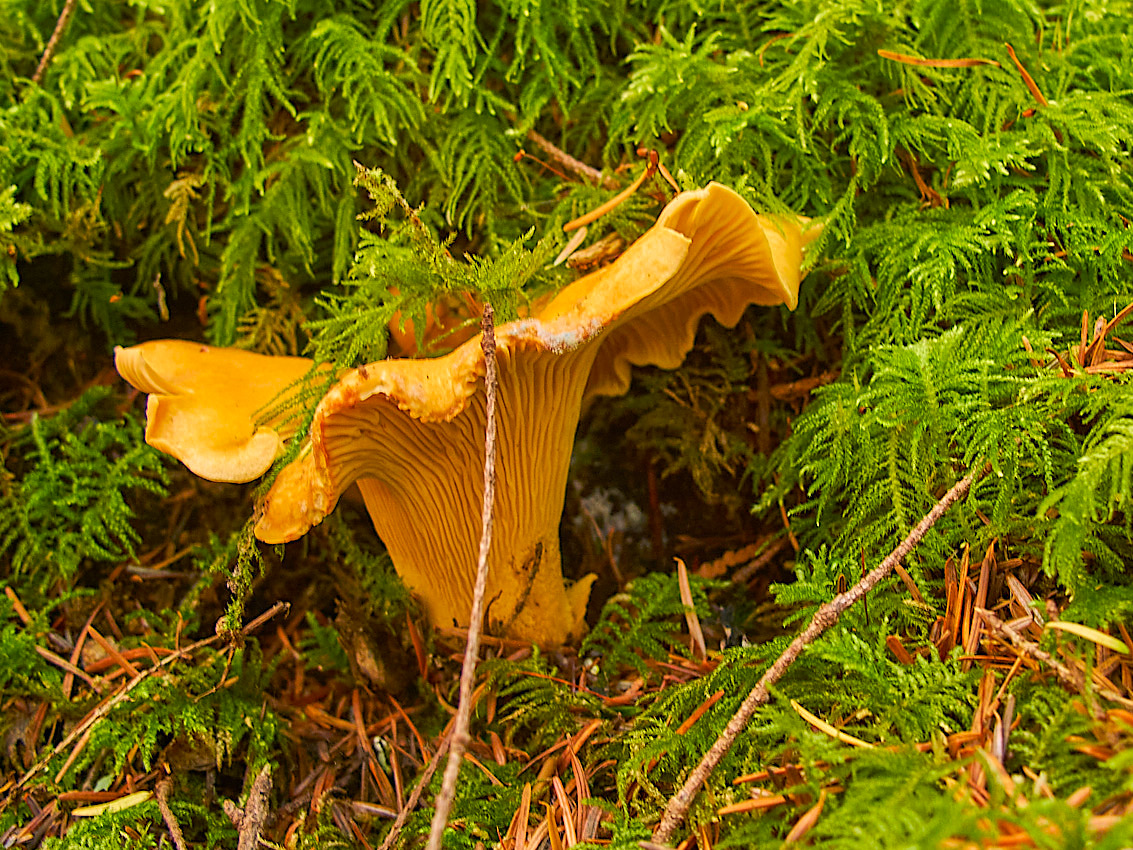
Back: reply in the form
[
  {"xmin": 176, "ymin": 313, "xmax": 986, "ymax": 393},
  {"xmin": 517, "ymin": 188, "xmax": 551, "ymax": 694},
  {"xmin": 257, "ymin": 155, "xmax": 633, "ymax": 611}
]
[
  {"xmin": 790, "ymin": 700, "xmax": 875, "ymax": 749},
  {"xmin": 784, "ymin": 788, "xmax": 827, "ymax": 844},
  {"xmin": 718, "ymin": 794, "xmax": 788, "ymax": 815},
  {"xmin": 878, "ymin": 49, "xmax": 1000, "ymax": 68}
]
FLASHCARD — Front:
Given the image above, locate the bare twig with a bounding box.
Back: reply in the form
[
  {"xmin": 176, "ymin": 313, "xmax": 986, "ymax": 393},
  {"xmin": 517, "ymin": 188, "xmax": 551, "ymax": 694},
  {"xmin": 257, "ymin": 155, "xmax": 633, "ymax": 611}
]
[
  {"xmin": 377, "ymin": 730, "xmax": 452, "ymax": 850},
  {"xmin": 526, "ymin": 130, "xmax": 617, "ymax": 189},
  {"xmin": 156, "ymin": 778, "xmax": 188, "ymax": 850},
  {"xmin": 32, "ymin": 0, "xmax": 79, "ymax": 85},
  {"xmin": 978, "ymin": 608, "xmax": 1133, "ymax": 709},
  {"xmin": 426, "ymin": 305, "xmax": 500, "ymax": 850},
  {"xmin": 12, "ymin": 601, "xmax": 288, "ymax": 792},
  {"xmin": 653, "ymin": 470, "xmax": 983, "ymax": 843}
]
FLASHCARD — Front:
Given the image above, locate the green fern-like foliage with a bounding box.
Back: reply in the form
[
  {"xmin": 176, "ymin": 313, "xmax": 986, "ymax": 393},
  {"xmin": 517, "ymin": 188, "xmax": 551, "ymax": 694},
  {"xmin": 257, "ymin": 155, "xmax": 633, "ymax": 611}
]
[
  {"xmin": 581, "ymin": 571, "xmax": 720, "ymax": 683},
  {"xmin": 304, "ymin": 164, "xmax": 560, "ymax": 368},
  {"xmin": 0, "ymin": 184, "xmax": 31, "ymax": 290},
  {"xmin": 0, "ymin": 388, "xmax": 169, "ymax": 586},
  {"xmin": 4, "ymin": 1, "xmax": 1133, "ymax": 847},
  {"xmin": 0, "ymin": 594, "xmax": 61, "ymax": 696},
  {"xmin": 483, "ymin": 653, "xmax": 606, "ymax": 749},
  {"xmin": 1040, "ymin": 380, "xmax": 1133, "ymax": 619},
  {"xmin": 40, "ymin": 800, "xmax": 230, "ymax": 850},
  {"xmin": 62, "ymin": 640, "xmax": 279, "ymax": 783}
]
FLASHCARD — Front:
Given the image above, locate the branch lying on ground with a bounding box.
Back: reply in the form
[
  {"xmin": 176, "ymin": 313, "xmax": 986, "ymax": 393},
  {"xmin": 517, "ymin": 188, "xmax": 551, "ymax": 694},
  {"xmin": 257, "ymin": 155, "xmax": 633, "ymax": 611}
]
[
  {"xmin": 12, "ymin": 601, "xmax": 289, "ymax": 793},
  {"xmin": 653, "ymin": 468, "xmax": 985, "ymax": 844},
  {"xmin": 979, "ymin": 607, "xmax": 1133, "ymax": 710}
]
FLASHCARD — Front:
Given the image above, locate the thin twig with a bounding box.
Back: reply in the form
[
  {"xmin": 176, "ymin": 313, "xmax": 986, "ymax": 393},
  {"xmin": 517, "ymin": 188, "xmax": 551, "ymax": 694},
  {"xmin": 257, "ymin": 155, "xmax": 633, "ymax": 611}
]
[
  {"xmin": 377, "ymin": 730, "xmax": 452, "ymax": 850},
  {"xmin": 156, "ymin": 778, "xmax": 188, "ymax": 850},
  {"xmin": 12, "ymin": 602, "xmax": 289, "ymax": 792},
  {"xmin": 425, "ymin": 305, "xmax": 500, "ymax": 850},
  {"xmin": 978, "ymin": 608, "xmax": 1133, "ymax": 709},
  {"xmin": 652, "ymin": 469, "xmax": 983, "ymax": 843},
  {"xmin": 526, "ymin": 130, "xmax": 617, "ymax": 189},
  {"xmin": 32, "ymin": 0, "xmax": 79, "ymax": 85}
]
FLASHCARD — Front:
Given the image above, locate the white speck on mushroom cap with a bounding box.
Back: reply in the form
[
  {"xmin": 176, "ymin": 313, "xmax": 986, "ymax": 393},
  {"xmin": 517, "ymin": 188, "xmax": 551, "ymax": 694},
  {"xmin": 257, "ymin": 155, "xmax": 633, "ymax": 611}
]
[{"xmin": 507, "ymin": 317, "xmax": 604, "ymax": 354}]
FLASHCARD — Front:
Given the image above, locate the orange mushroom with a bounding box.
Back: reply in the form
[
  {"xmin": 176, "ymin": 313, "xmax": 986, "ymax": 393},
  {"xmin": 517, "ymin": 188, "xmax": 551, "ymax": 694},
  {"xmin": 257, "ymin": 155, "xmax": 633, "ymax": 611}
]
[{"xmin": 115, "ymin": 183, "xmax": 820, "ymax": 647}]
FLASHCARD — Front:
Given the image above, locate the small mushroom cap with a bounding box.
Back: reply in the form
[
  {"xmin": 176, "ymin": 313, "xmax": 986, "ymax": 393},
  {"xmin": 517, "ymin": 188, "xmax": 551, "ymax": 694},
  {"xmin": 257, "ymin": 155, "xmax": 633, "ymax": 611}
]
[{"xmin": 114, "ymin": 340, "xmax": 320, "ymax": 483}]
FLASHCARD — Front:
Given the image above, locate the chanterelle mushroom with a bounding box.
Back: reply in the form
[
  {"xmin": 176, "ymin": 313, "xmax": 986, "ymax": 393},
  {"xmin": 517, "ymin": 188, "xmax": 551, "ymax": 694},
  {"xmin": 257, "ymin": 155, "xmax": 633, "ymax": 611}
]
[{"xmin": 116, "ymin": 183, "xmax": 819, "ymax": 648}]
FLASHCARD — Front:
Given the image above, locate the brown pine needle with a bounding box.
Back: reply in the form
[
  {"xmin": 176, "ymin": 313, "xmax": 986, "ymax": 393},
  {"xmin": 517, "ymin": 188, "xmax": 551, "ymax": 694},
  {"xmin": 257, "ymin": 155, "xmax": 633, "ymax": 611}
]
[
  {"xmin": 563, "ymin": 167, "xmax": 652, "ymax": 232},
  {"xmin": 784, "ymin": 788, "xmax": 827, "ymax": 843},
  {"xmin": 1004, "ymin": 43, "xmax": 1049, "ymax": 107},
  {"xmin": 675, "ymin": 558, "xmax": 707, "ymax": 661},
  {"xmin": 878, "ymin": 49, "xmax": 1000, "ymax": 68}
]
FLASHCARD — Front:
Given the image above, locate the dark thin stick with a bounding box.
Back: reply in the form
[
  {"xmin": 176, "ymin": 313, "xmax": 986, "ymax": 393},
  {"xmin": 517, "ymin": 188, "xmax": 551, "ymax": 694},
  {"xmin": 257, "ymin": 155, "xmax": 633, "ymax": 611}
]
[
  {"xmin": 156, "ymin": 778, "xmax": 188, "ymax": 850},
  {"xmin": 377, "ymin": 730, "xmax": 452, "ymax": 850},
  {"xmin": 32, "ymin": 0, "xmax": 79, "ymax": 85},
  {"xmin": 13, "ymin": 601, "xmax": 288, "ymax": 791},
  {"xmin": 526, "ymin": 130, "xmax": 618, "ymax": 189},
  {"xmin": 653, "ymin": 470, "xmax": 982, "ymax": 843},
  {"xmin": 978, "ymin": 608, "xmax": 1133, "ymax": 709},
  {"xmin": 425, "ymin": 305, "xmax": 500, "ymax": 850}
]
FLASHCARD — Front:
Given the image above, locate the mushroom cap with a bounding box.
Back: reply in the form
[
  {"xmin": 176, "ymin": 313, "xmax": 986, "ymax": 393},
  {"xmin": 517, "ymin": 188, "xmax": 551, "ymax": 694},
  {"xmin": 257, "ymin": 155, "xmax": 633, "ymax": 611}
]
[
  {"xmin": 252, "ymin": 182, "xmax": 819, "ymax": 645},
  {"xmin": 114, "ymin": 340, "xmax": 321, "ymax": 483}
]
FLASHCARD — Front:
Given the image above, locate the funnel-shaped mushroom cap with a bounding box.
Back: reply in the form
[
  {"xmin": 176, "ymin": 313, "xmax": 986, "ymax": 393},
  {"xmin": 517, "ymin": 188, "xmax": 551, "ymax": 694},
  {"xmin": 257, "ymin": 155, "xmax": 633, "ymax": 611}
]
[
  {"xmin": 251, "ymin": 183, "xmax": 819, "ymax": 646},
  {"xmin": 114, "ymin": 341, "xmax": 320, "ymax": 483}
]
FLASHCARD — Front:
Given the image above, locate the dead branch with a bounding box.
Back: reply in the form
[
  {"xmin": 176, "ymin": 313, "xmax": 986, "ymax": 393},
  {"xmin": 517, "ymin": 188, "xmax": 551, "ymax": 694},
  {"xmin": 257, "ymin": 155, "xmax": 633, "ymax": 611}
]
[
  {"xmin": 978, "ymin": 608, "xmax": 1133, "ymax": 710},
  {"xmin": 32, "ymin": 0, "xmax": 78, "ymax": 85},
  {"xmin": 526, "ymin": 130, "xmax": 618, "ymax": 189},
  {"xmin": 653, "ymin": 469, "xmax": 983, "ymax": 843}
]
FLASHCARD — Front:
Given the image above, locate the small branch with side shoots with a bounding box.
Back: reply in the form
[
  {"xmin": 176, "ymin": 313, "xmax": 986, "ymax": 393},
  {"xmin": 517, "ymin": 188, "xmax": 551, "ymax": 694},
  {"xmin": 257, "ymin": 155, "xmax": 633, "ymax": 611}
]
[
  {"xmin": 978, "ymin": 608, "xmax": 1133, "ymax": 710},
  {"xmin": 653, "ymin": 468, "xmax": 985, "ymax": 843},
  {"xmin": 525, "ymin": 130, "xmax": 618, "ymax": 189},
  {"xmin": 32, "ymin": 0, "xmax": 78, "ymax": 85},
  {"xmin": 12, "ymin": 602, "xmax": 289, "ymax": 793},
  {"xmin": 426, "ymin": 304, "xmax": 500, "ymax": 850}
]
